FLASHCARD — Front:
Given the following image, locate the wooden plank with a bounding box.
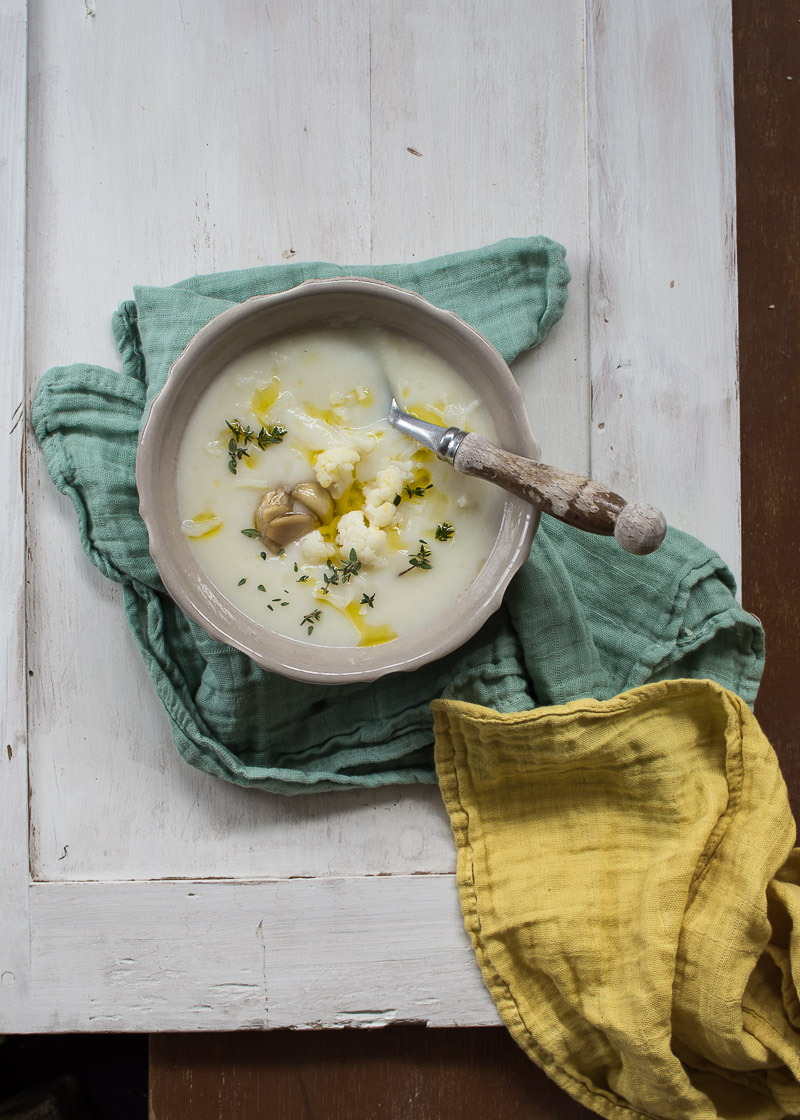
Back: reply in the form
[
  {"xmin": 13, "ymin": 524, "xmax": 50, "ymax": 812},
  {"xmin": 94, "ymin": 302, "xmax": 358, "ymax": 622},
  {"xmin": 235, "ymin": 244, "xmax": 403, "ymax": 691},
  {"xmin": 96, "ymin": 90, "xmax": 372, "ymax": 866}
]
[
  {"xmin": 734, "ymin": 1, "xmax": 800, "ymax": 791},
  {"xmin": 27, "ymin": 877, "xmax": 495, "ymax": 1032},
  {"xmin": 149, "ymin": 1027, "xmax": 595, "ymax": 1120},
  {"xmin": 586, "ymin": 0, "xmax": 741, "ymax": 584},
  {"xmin": 27, "ymin": 0, "xmax": 449, "ymax": 889},
  {"xmin": 25, "ymin": 0, "xmax": 588, "ymax": 891},
  {"xmin": 0, "ymin": 0, "xmax": 31, "ymax": 1033},
  {"xmin": 370, "ymin": 0, "xmax": 592, "ymax": 477}
]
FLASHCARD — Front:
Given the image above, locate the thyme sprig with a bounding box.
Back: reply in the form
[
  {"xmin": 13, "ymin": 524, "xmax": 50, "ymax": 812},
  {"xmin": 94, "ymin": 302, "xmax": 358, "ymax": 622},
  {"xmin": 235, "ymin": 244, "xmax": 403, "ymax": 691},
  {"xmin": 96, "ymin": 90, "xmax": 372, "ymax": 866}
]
[
  {"xmin": 435, "ymin": 522, "xmax": 455, "ymax": 542},
  {"xmin": 404, "ymin": 483, "xmax": 433, "ymax": 499},
  {"xmin": 302, "ymin": 609, "xmax": 322, "ymax": 636},
  {"xmin": 399, "ymin": 539, "xmax": 432, "ymax": 575},
  {"xmin": 338, "ymin": 549, "xmax": 362, "ymax": 582},
  {"xmin": 320, "ymin": 549, "xmax": 362, "ymax": 594},
  {"xmin": 360, "ymin": 593, "xmax": 376, "ymax": 609},
  {"xmin": 255, "ymin": 424, "xmax": 288, "ymax": 449},
  {"xmin": 225, "ymin": 418, "xmax": 287, "ymax": 473}
]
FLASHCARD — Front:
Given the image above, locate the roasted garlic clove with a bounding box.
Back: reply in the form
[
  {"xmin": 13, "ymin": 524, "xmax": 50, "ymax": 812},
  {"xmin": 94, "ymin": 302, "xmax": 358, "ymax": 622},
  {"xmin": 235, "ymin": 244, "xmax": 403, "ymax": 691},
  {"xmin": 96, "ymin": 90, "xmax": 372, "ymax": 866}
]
[
  {"xmin": 255, "ymin": 488, "xmax": 291, "ymax": 541},
  {"xmin": 267, "ymin": 512, "xmax": 320, "ymax": 546},
  {"xmin": 291, "ymin": 480, "xmax": 334, "ymax": 524}
]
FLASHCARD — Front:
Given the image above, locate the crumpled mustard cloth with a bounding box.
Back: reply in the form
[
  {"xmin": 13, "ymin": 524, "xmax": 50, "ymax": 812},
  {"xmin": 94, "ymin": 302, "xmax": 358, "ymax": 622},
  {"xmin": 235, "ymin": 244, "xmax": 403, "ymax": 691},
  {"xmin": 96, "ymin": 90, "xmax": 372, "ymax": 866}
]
[{"xmin": 433, "ymin": 679, "xmax": 800, "ymax": 1120}]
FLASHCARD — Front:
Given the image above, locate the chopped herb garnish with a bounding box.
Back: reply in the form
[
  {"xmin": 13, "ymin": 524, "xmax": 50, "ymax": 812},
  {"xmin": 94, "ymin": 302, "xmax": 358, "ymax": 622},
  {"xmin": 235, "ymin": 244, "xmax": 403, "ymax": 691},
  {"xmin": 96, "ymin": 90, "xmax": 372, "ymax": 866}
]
[
  {"xmin": 340, "ymin": 549, "xmax": 362, "ymax": 582},
  {"xmin": 281, "ymin": 601, "xmax": 289, "ymax": 607},
  {"xmin": 260, "ymin": 551, "xmax": 267, "ymax": 560},
  {"xmin": 225, "ymin": 418, "xmax": 286, "ymax": 472},
  {"xmin": 226, "ymin": 419, "xmax": 255, "ymax": 442},
  {"xmin": 225, "ymin": 421, "xmax": 253, "ymax": 473},
  {"xmin": 255, "ymin": 424, "xmax": 287, "ymax": 448},
  {"xmin": 400, "ymin": 539, "xmax": 433, "ymax": 575},
  {"xmin": 320, "ymin": 549, "xmax": 362, "ymax": 591},
  {"xmin": 267, "ymin": 603, "xmax": 273, "ymax": 611},
  {"xmin": 257, "ymin": 584, "xmax": 266, "ymax": 593},
  {"xmin": 293, "ymin": 562, "xmax": 299, "ymax": 572},
  {"xmin": 435, "ymin": 522, "xmax": 455, "ymax": 542},
  {"xmin": 237, "ymin": 578, "xmax": 247, "ymax": 586},
  {"xmin": 241, "ymin": 527, "xmax": 260, "ymax": 539},
  {"xmin": 360, "ymin": 593, "xmax": 376, "ymax": 609},
  {"xmin": 297, "ymin": 574, "xmax": 310, "ymax": 583},
  {"xmin": 225, "ymin": 420, "xmax": 255, "ymax": 474},
  {"xmin": 392, "ymin": 493, "xmax": 402, "ymax": 506},
  {"xmin": 405, "ymin": 483, "xmax": 433, "ymax": 499},
  {"xmin": 302, "ymin": 608, "xmax": 322, "ymax": 636},
  {"xmin": 277, "ymin": 548, "xmax": 285, "ymax": 558},
  {"xmin": 227, "ymin": 439, "xmax": 250, "ymax": 474}
]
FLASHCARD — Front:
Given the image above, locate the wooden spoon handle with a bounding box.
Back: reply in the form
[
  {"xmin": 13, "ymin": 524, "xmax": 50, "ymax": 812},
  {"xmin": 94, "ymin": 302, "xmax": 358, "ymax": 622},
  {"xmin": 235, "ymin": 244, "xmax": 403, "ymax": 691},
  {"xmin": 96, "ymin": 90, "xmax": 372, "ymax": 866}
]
[{"xmin": 453, "ymin": 433, "xmax": 667, "ymax": 555}]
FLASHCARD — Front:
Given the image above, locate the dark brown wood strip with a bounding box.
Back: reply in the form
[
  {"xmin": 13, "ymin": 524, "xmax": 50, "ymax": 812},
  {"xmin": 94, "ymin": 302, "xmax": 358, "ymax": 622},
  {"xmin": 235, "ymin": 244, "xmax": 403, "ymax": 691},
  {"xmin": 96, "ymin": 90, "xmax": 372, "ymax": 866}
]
[
  {"xmin": 734, "ymin": 0, "xmax": 800, "ymax": 811},
  {"xmin": 148, "ymin": 1028, "xmax": 594, "ymax": 1120}
]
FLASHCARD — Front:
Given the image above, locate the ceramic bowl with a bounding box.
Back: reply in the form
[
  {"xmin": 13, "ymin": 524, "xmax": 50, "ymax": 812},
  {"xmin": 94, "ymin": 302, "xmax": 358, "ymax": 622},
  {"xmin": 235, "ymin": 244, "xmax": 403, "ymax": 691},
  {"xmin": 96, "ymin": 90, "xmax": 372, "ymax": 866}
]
[{"xmin": 136, "ymin": 278, "xmax": 540, "ymax": 684}]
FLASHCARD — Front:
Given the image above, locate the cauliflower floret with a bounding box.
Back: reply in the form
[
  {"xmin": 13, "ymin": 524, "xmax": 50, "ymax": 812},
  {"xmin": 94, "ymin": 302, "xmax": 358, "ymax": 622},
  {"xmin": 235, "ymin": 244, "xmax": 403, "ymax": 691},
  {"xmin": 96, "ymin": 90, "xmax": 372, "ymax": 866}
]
[
  {"xmin": 362, "ymin": 461, "xmax": 415, "ymax": 529},
  {"xmin": 336, "ymin": 511, "xmax": 388, "ymax": 568},
  {"xmin": 314, "ymin": 445, "xmax": 360, "ymax": 499},
  {"xmin": 300, "ymin": 529, "xmax": 335, "ymax": 566},
  {"xmin": 364, "ymin": 501, "xmax": 397, "ymax": 531}
]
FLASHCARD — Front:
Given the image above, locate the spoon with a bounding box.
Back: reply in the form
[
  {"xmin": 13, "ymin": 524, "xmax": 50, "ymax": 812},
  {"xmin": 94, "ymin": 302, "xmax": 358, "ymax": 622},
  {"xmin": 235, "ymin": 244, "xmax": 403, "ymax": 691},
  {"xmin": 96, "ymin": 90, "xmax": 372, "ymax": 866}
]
[{"xmin": 388, "ymin": 400, "xmax": 667, "ymax": 556}]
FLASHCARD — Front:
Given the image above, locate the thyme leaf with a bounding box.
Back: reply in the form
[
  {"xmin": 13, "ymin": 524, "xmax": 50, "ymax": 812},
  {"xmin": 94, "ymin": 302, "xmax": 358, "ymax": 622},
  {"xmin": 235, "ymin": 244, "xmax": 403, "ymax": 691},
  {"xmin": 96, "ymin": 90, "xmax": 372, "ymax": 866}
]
[{"xmin": 302, "ymin": 608, "xmax": 322, "ymax": 636}]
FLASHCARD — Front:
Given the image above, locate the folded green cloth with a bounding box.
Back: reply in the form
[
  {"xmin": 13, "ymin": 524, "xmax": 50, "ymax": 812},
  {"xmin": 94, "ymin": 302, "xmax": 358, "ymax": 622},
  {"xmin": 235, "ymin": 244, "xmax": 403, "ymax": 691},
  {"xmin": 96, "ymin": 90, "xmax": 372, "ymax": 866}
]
[{"xmin": 32, "ymin": 238, "xmax": 764, "ymax": 794}]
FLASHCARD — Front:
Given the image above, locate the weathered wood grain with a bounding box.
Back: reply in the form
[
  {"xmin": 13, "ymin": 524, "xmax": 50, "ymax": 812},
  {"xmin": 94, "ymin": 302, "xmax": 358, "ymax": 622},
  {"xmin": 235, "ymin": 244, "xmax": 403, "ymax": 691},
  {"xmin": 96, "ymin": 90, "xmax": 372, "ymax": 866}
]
[
  {"xmin": 734, "ymin": 0, "xmax": 800, "ymax": 798},
  {"xmin": 0, "ymin": 0, "xmax": 31, "ymax": 1032},
  {"xmin": 454, "ymin": 431, "xmax": 666, "ymax": 553},
  {"xmin": 586, "ymin": 0, "xmax": 740, "ymax": 582},
  {"xmin": 27, "ymin": 877, "xmax": 495, "ymax": 1032},
  {"xmin": 369, "ymin": 0, "xmax": 592, "ymax": 478},
  {"xmin": 150, "ymin": 1027, "xmax": 596, "ymax": 1120}
]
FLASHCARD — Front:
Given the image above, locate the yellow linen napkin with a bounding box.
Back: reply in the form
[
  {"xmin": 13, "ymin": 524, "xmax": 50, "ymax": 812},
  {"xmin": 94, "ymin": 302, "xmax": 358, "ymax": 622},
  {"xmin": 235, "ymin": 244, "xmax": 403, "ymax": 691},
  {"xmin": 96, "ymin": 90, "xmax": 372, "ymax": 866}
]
[{"xmin": 433, "ymin": 680, "xmax": 800, "ymax": 1119}]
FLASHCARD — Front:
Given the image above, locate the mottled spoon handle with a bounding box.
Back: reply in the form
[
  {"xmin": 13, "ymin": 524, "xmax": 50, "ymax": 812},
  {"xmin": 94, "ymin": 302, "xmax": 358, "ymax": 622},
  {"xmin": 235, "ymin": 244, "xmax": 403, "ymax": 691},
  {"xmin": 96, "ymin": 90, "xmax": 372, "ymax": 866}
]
[{"xmin": 453, "ymin": 433, "xmax": 667, "ymax": 556}]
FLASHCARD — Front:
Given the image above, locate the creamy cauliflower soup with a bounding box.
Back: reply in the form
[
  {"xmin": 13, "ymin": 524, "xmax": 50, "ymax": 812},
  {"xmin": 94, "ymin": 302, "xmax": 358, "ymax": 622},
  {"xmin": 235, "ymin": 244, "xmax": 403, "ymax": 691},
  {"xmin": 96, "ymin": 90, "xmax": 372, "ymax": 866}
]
[{"xmin": 176, "ymin": 324, "xmax": 506, "ymax": 648}]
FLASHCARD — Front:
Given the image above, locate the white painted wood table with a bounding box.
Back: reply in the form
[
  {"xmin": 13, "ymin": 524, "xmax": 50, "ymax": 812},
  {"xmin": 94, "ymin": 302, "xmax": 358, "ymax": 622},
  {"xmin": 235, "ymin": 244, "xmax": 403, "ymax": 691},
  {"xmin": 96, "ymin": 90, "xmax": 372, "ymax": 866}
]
[{"xmin": 1, "ymin": 0, "xmax": 739, "ymax": 1032}]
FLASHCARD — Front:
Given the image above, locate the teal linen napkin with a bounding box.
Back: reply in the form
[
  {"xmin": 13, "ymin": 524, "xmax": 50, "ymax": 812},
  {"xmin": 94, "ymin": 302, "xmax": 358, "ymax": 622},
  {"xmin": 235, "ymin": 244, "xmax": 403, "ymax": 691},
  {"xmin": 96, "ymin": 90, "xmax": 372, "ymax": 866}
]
[{"xmin": 32, "ymin": 238, "xmax": 764, "ymax": 794}]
